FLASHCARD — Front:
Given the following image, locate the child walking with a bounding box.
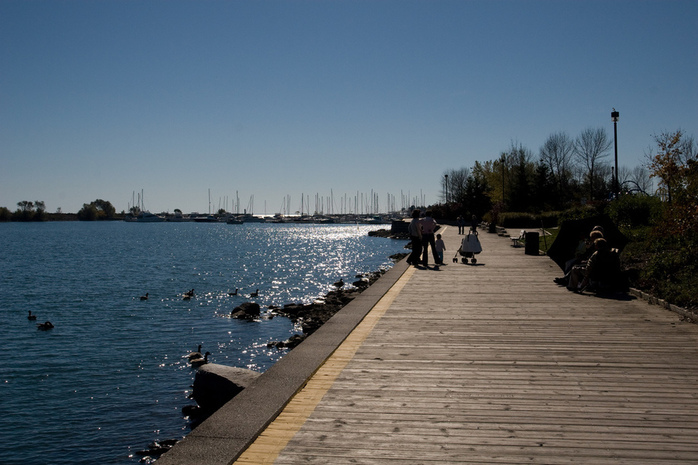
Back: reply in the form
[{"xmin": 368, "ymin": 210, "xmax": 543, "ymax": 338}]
[{"xmin": 435, "ymin": 233, "xmax": 446, "ymax": 265}]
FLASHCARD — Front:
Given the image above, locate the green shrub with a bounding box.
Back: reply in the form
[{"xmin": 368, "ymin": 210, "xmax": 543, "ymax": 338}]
[
  {"xmin": 499, "ymin": 212, "xmax": 539, "ymax": 228},
  {"xmin": 607, "ymin": 194, "xmax": 663, "ymax": 229},
  {"xmin": 539, "ymin": 211, "xmax": 561, "ymax": 228},
  {"xmin": 557, "ymin": 204, "xmax": 604, "ymax": 225},
  {"xmin": 496, "ymin": 211, "xmax": 561, "ymax": 229}
]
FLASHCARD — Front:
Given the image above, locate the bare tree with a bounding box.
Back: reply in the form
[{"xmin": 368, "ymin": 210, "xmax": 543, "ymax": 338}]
[
  {"xmin": 539, "ymin": 131, "xmax": 575, "ymax": 205},
  {"xmin": 618, "ymin": 165, "xmax": 652, "ymax": 194},
  {"xmin": 443, "ymin": 167, "xmax": 470, "ymax": 204},
  {"xmin": 574, "ymin": 127, "xmax": 612, "ymax": 200}
]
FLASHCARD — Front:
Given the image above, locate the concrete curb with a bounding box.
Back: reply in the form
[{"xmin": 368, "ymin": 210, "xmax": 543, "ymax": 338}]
[
  {"xmin": 629, "ymin": 287, "xmax": 698, "ymax": 323},
  {"xmin": 157, "ymin": 258, "xmax": 410, "ymax": 465}
]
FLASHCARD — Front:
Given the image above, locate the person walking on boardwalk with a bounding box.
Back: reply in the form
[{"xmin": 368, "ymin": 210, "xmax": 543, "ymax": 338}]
[
  {"xmin": 435, "ymin": 233, "xmax": 446, "ymax": 265},
  {"xmin": 420, "ymin": 210, "xmax": 439, "ymax": 267},
  {"xmin": 457, "ymin": 216, "xmax": 465, "ymax": 234},
  {"xmin": 406, "ymin": 209, "xmax": 422, "ymax": 267}
]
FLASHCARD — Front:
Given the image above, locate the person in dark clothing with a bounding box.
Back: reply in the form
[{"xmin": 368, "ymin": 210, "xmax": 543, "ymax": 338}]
[
  {"xmin": 567, "ymin": 238, "xmax": 622, "ymax": 292},
  {"xmin": 406, "ymin": 209, "xmax": 422, "ymax": 267},
  {"xmin": 583, "ymin": 238, "xmax": 622, "ymax": 292},
  {"xmin": 420, "ymin": 210, "xmax": 439, "ymax": 268}
]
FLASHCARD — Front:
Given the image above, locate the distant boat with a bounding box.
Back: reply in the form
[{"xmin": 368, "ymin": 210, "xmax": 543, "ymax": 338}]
[
  {"xmin": 194, "ymin": 215, "xmax": 220, "ymax": 223},
  {"xmin": 362, "ymin": 215, "xmax": 390, "ymax": 224},
  {"xmin": 167, "ymin": 211, "xmax": 192, "ymax": 222},
  {"xmin": 312, "ymin": 215, "xmax": 334, "ymax": 224},
  {"xmin": 240, "ymin": 214, "xmax": 266, "ymax": 223},
  {"xmin": 136, "ymin": 211, "xmax": 165, "ymax": 222},
  {"xmin": 226, "ymin": 216, "xmax": 244, "ymax": 224}
]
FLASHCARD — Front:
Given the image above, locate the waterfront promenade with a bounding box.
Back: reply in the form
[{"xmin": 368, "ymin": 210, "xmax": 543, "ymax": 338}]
[{"xmin": 159, "ymin": 225, "xmax": 698, "ymax": 465}]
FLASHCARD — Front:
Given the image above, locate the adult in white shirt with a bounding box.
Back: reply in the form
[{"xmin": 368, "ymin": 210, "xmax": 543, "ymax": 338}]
[{"xmin": 420, "ymin": 210, "xmax": 439, "ymax": 267}]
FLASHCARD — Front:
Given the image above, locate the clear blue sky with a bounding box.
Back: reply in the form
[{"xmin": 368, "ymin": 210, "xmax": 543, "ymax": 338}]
[{"xmin": 1, "ymin": 0, "xmax": 696, "ymax": 214}]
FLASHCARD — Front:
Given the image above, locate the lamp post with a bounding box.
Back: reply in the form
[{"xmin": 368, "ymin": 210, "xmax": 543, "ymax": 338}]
[
  {"xmin": 611, "ymin": 109, "xmax": 619, "ymax": 198},
  {"xmin": 444, "ymin": 174, "xmax": 448, "ymax": 204}
]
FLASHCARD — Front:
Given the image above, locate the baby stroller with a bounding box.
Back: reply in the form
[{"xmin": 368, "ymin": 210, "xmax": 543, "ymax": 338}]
[{"xmin": 454, "ymin": 231, "xmax": 482, "ymax": 264}]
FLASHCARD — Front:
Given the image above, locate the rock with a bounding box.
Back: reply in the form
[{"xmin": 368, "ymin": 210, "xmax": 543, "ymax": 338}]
[
  {"xmin": 268, "ymin": 334, "xmax": 306, "ymax": 349},
  {"xmin": 192, "ymin": 363, "xmax": 261, "ymax": 413},
  {"xmin": 268, "ymin": 270, "xmax": 387, "ymax": 345},
  {"xmin": 136, "ymin": 438, "xmax": 179, "ymax": 460},
  {"xmin": 231, "ymin": 302, "xmax": 261, "ymax": 320},
  {"xmin": 181, "ymin": 405, "xmax": 201, "ymax": 417},
  {"xmin": 366, "ymin": 221, "xmax": 410, "ymax": 239}
]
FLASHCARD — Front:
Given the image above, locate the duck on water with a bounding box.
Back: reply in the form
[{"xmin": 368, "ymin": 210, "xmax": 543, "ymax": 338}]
[
  {"xmin": 185, "ymin": 345, "xmax": 203, "ymax": 361},
  {"xmin": 37, "ymin": 321, "xmax": 54, "ymax": 330},
  {"xmin": 190, "ymin": 352, "xmax": 211, "ymax": 367}
]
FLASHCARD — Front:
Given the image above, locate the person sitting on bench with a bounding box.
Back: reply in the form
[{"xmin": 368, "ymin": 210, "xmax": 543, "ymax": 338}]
[{"xmin": 567, "ymin": 238, "xmax": 621, "ymax": 293}]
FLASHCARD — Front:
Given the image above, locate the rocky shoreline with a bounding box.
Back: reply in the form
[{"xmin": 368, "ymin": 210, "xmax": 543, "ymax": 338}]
[
  {"xmin": 266, "ymin": 266, "xmax": 401, "ymax": 347},
  {"xmin": 136, "ymin": 230, "xmax": 407, "ymax": 462}
]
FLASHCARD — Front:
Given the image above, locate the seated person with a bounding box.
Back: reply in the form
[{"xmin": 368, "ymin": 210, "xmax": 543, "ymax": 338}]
[
  {"xmin": 555, "ymin": 229, "xmax": 604, "ymax": 286},
  {"xmin": 568, "ymin": 238, "xmax": 622, "ymax": 293},
  {"xmin": 583, "ymin": 238, "xmax": 623, "ymax": 292}
]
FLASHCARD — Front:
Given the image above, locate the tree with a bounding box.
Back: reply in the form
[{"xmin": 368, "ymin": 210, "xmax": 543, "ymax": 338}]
[
  {"xmin": 14, "ymin": 200, "xmax": 44, "ymax": 221},
  {"xmin": 77, "ymin": 199, "xmax": 116, "ymax": 220},
  {"xmin": 648, "ymin": 130, "xmax": 696, "ymax": 203},
  {"xmin": 531, "ymin": 161, "xmax": 555, "ymax": 211},
  {"xmin": 92, "ymin": 199, "xmax": 116, "ymax": 218},
  {"xmin": 17, "ymin": 201, "xmax": 34, "ymax": 212},
  {"xmin": 33, "ymin": 200, "xmax": 46, "ymax": 221},
  {"xmin": 643, "ymin": 130, "xmax": 697, "ymax": 308},
  {"xmin": 77, "ymin": 203, "xmax": 98, "ymax": 221},
  {"xmin": 500, "ymin": 142, "xmax": 535, "ymax": 212},
  {"xmin": 619, "ymin": 165, "xmax": 652, "ymax": 195},
  {"xmin": 442, "ymin": 167, "xmax": 470, "ymax": 206},
  {"xmin": 648, "ymin": 130, "xmax": 697, "ymax": 236},
  {"xmin": 539, "ymin": 131, "xmax": 575, "ymax": 208},
  {"xmin": 467, "ymin": 161, "xmax": 493, "ymax": 218},
  {"xmin": 574, "ymin": 127, "xmax": 612, "ymax": 201}
]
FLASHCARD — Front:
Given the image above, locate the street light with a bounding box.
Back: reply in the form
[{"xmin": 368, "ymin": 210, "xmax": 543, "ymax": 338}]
[
  {"xmin": 611, "ymin": 109, "xmax": 619, "ymax": 198},
  {"xmin": 444, "ymin": 174, "xmax": 449, "ymax": 204}
]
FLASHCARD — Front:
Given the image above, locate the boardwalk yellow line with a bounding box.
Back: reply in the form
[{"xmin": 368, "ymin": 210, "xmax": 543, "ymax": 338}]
[{"xmin": 234, "ymin": 265, "xmax": 416, "ymax": 464}]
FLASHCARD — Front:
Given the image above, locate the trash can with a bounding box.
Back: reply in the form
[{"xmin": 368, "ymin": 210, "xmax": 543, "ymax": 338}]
[{"xmin": 524, "ymin": 231, "xmax": 539, "ymax": 255}]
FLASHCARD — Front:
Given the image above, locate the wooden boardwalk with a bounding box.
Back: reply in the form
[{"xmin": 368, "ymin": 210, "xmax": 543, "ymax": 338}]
[{"xmin": 235, "ymin": 225, "xmax": 698, "ymax": 464}]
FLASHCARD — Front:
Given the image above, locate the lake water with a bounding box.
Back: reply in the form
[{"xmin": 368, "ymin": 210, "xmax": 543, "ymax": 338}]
[{"xmin": 0, "ymin": 221, "xmax": 407, "ymax": 465}]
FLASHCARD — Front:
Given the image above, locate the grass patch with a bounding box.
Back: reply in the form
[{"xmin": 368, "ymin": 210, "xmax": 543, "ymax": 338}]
[{"xmin": 539, "ymin": 228, "xmax": 559, "ymax": 254}]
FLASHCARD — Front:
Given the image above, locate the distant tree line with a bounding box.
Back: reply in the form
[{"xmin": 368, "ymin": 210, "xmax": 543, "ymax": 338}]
[
  {"xmin": 0, "ymin": 201, "xmax": 47, "ymax": 221},
  {"xmin": 436, "ymin": 127, "xmax": 672, "ymax": 220},
  {"xmin": 0, "ymin": 199, "xmax": 117, "ymax": 221}
]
